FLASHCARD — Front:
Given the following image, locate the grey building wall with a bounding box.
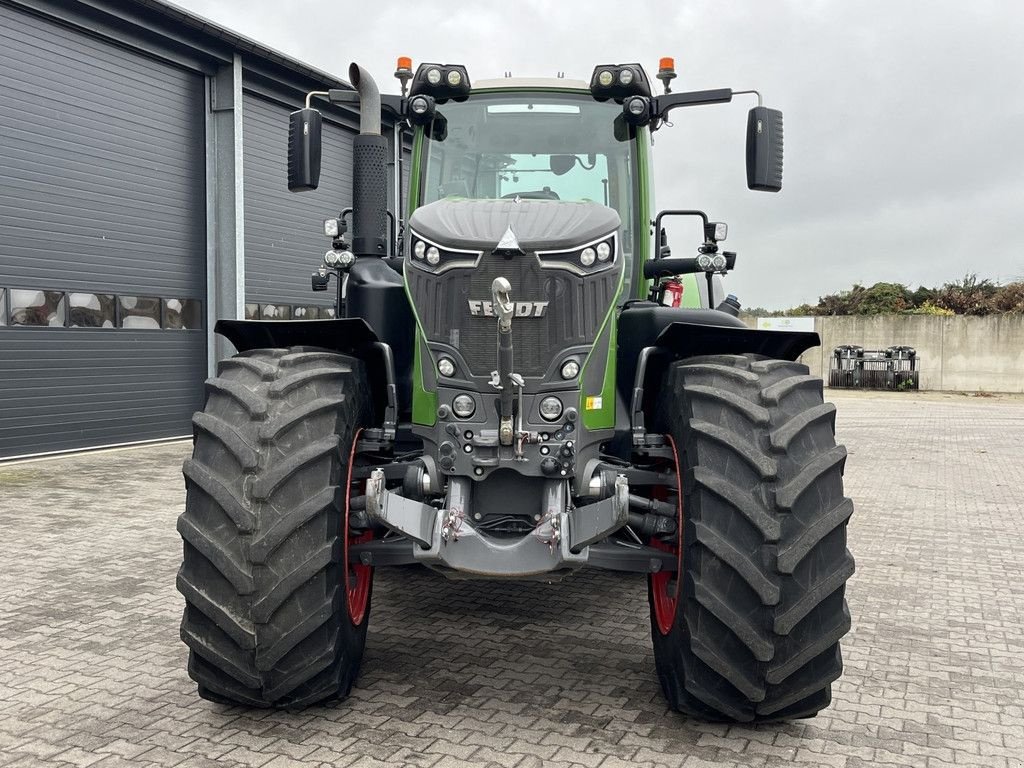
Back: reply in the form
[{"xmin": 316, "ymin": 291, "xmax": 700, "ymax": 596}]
[
  {"xmin": 0, "ymin": 1, "xmax": 208, "ymax": 458},
  {"xmin": 0, "ymin": 0, "xmax": 391, "ymax": 460}
]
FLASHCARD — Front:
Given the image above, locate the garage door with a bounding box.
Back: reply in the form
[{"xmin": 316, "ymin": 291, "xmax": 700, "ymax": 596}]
[
  {"xmin": 243, "ymin": 93, "xmax": 356, "ymax": 320},
  {"xmin": 0, "ymin": 5, "xmax": 207, "ymax": 459}
]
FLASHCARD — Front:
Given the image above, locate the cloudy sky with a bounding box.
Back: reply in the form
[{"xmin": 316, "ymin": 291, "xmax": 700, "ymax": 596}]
[{"xmin": 175, "ymin": 0, "xmax": 1024, "ymax": 309}]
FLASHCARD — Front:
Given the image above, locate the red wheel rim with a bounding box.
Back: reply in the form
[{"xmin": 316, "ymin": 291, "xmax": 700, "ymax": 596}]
[
  {"xmin": 344, "ymin": 428, "xmax": 372, "ymax": 625},
  {"xmin": 651, "ymin": 434, "xmax": 683, "ymax": 636}
]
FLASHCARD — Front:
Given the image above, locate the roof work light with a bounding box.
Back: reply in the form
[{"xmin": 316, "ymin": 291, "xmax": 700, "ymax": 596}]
[
  {"xmin": 409, "ymin": 63, "xmax": 472, "ymax": 103},
  {"xmin": 589, "ymin": 63, "xmax": 652, "ymax": 102}
]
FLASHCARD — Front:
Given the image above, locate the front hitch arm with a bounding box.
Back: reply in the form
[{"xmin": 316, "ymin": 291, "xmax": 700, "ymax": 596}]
[{"xmin": 491, "ymin": 277, "xmax": 516, "ymax": 446}]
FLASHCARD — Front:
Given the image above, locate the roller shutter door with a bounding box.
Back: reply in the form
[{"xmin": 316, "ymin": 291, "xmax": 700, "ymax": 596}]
[
  {"xmin": 0, "ymin": 5, "xmax": 207, "ymax": 459},
  {"xmin": 243, "ymin": 93, "xmax": 356, "ymax": 318}
]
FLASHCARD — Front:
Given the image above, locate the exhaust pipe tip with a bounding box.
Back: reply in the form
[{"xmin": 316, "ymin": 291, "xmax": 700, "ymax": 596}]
[
  {"xmin": 348, "ymin": 62, "xmax": 381, "ymax": 136},
  {"xmin": 348, "ymin": 62, "xmax": 363, "ymax": 90}
]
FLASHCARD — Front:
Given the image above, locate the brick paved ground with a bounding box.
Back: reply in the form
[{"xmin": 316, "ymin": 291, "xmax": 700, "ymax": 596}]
[{"xmin": 1, "ymin": 391, "xmax": 1022, "ymax": 768}]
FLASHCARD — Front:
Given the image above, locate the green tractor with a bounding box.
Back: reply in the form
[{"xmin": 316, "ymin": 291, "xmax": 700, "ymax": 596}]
[{"xmin": 177, "ymin": 58, "xmax": 854, "ymax": 722}]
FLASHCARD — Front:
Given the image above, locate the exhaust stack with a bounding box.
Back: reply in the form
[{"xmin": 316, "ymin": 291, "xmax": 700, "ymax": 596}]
[{"xmin": 348, "ymin": 62, "xmax": 388, "ymax": 257}]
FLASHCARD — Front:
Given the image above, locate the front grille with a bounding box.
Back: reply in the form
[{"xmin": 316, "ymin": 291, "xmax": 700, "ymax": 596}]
[{"xmin": 407, "ymin": 251, "xmax": 619, "ymax": 378}]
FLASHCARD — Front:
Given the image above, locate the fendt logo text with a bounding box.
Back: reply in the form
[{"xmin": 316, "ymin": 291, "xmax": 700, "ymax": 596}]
[{"xmin": 467, "ymin": 300, "xmax": 549, "ymax": 318}]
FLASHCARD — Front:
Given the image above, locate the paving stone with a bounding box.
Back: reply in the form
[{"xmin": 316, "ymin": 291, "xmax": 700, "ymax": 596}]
[{"xmin": 1, "ymin": 392, "xmax": 1022, "ymax": 766}]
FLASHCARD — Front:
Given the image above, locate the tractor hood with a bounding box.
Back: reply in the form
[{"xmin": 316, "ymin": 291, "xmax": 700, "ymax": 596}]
[{"xmin": 409, "ymin": 198, "xmax": 620, "ymax": 252}]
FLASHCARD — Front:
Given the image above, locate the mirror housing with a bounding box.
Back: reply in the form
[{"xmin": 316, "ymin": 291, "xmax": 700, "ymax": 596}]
[
  {"xmin": 746, "ymin": 106, "xmax": 783, "ymax": 192},
  {"xmin": 288, "ymin": 108, "xmax": 322, "ymax": 191},
  {"xmin": 549, "ymin": 155, "xmax": 576, "ymax": 176}
]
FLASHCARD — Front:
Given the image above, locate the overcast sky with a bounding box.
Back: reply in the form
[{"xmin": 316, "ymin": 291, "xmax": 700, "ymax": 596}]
[{"xmin": 174, "ymin": 0, "xmax": 1024, "ymax": 309}]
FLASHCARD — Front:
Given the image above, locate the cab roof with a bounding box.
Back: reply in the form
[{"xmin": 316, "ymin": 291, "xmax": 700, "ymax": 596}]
[{"xmin": 472, "ymin": 77, "xmax": 591, "ymax": 91}]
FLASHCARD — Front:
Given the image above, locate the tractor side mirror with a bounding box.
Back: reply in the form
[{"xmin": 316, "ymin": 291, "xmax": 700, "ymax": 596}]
[
  {"xmin": 288, "ymin": 108, "xmax": 323, "ymax": 191},
  {"xmin": 746, "ymin": 106, "xmax": 783, "ymax": 192}
]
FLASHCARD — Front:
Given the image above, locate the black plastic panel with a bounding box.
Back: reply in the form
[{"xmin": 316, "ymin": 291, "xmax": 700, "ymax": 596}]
[{"xmin": 407, "ymin": 252, "xmax": 620, "ymax": 380}]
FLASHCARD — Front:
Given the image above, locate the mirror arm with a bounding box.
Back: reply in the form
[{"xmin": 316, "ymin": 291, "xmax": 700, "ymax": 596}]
[
  {"xmin": 323, "ymin": 90, "xmax": 406, "ymax": 118},
  {"xmin": 732, "ymin": 89, "xmax": 763, "ymax": 107},
  {"xmin": 305, "ymin": 90, "xmax": 331, "ymax": 108},
  {"xmin": 653, "ymin": 88, "xmax": 733, "ymax": 128}
]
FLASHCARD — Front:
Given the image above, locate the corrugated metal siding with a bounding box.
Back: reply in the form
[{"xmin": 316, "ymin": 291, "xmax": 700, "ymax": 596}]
[
  {"xmin": 243, "ymin": 93, "xmax": 355, "ymax": 306},
  {"xmin": 0, "ymin": 4, "xmax": 206, "ymax": 295},
  {"xmin": 0, "ymin": 330, "xmax": 206, "ymax": 457},
  {"xmin": 0, "ymin": 5, "xmax": 206, "ymax": 459}
]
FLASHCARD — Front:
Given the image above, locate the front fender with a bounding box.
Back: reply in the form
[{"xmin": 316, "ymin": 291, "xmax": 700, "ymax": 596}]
[
  {"xmin": 215, "ymin": 318, "xmax": 379, "ymax": 355},
  {"xmin": 654, "ymin": 321, "xmax": 819, "ymax": 361},
  {"xmin": 616, "ymin": 303, "xmax": 820, "ymax": 416}
]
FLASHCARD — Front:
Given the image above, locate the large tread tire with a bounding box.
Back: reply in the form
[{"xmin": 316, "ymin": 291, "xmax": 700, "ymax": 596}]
[
  {"xmin": 649, "ymin": 353, "xmax": 854, "ymax": 722},
  {"xmin": 177, "ymin": 347, "xmax": 373, "ymax": 707}
]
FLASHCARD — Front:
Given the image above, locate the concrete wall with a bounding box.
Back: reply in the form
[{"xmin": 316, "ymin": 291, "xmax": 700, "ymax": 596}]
[{"xmin": 751, "ymin": 315, "xmax": 1024, "ymax": 393}]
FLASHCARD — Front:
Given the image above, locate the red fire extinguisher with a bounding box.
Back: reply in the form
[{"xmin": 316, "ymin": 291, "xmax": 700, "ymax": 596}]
[{"xmin": 660, "ymin": 279, "xmax": 684, "ymax": 307}]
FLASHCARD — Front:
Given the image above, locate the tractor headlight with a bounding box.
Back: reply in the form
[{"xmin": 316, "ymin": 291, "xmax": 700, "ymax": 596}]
[
  {"xmin": 560, "ymin": 360, "xmax": 580, "ymax": 380},
  {"xmin": 410, "ymin": 63, "xmax": 472, "ymax": 103},
  {"xmin": 409, "ymin": 233, "xmax": 481, "ymax": 273},
  {"xmin": 539, "ymin": 396, "xmax": 563, "ymax": 422},
  {"xmin": 438, "ymin": 357, "xmax": 456, "ymax": 377},
  {"xmin": 589, "ymin": 63, "xmax": 651, "ymax": 102},
  {"xmin": 323, "ymin": 218, "xmax": 340, "ymax": 238},
  {"xmin": 452, "ymin": 394, "xmax": 476, "ymax": 419},
  {"xmin": 623, "ymin": 95, "xmax": 652, "ymax": 126},
  {"xmin": 537, "ymin": 235, "xmax": 616, "ymax": 276}
]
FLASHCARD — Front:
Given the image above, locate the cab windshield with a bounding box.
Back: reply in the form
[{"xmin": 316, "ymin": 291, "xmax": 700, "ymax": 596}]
[{"xmin": 420, "ymin": 91, "xmax": 635, "ymax": 259}]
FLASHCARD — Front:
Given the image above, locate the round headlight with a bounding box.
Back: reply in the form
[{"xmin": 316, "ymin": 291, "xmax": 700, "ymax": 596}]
[
  {"xmin": 580, "ymin": 247, "xmax": 596, "ymax": 267},
  {"xmin": 409, "ymin": 95, "xmax": 430, "ymax": 114},
  {"xmin": 446, "ymin": 70, "xmax": 462, "ymax": 86},
  {"xmin": 413, "ymin": 240, "xmax": 426, "ymax": 259},
  {"xmin": 438, "ymin": 357, "xmax": 455, "ymax": 377},
  {"xmin": 426, "ymin": 246, "xmax": 440, "ymax": 265},
  {"xmin": 324, "ymin": 250, "xmax": 341, "ymax": 267},
  {"xmin": 560, "ymin": 360, "xmax": 580, "ymax": 380},
  {"xmin": 697, "ymin": 253, "xmax": 713, "ymax": 271},
  {"xmin": 596, "ymin": 242, "xmax": 611, "ymax": 261},
  {"xmin": 452, "ymin": 394, "xmax": 475, "ymax": 419},
  {"xmin": 598, "ymin": 70, "xmax": 614, "ymax": 87},
  {"xmin": 626, "ymin": 96, "xmax": 647, "ymax": 116},
  {"xmin": 711, "ymin": 254, "xmax": 727, "ymax": 270},
  {"xmin": 539, "ymin": 396, "xmax": 563, "ymax": 422},
  {"xmin": 619, "ymin": 69, "xmax": 634, "ymax": 85},
  {"xmin": 426, "ymin": 68, "xmax": 442, "ymax": 85}
]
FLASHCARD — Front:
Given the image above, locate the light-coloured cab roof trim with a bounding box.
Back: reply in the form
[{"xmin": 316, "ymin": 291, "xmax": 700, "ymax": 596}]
[{"xmin": 472, "ymin": 77, "xmax": 591, "ymax": 91}]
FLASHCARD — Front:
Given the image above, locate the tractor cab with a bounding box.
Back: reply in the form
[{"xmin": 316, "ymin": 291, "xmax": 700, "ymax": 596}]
[{"xmin": 409, "ymin": 81, "xmax": 640, "ymax": 297}]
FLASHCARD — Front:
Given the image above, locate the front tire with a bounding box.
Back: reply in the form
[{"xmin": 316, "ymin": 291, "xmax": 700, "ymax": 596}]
[
  {"xmin": 177, "ymin": 347, "xmax": 373, "ymax": 707},
  {"xmin": 648, "ymin": 354, "xmax": 854, "ymax": 722}
]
